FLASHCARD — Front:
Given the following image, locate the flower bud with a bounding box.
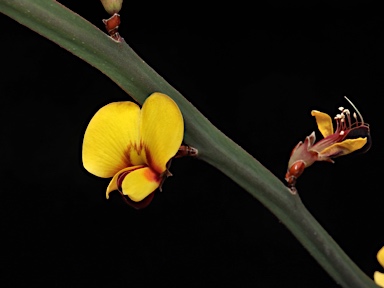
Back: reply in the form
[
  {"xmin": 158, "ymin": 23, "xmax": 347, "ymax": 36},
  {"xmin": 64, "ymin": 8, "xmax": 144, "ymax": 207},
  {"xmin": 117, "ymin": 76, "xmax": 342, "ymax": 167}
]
[{"xmin": 100, "ymin": 0, "xmax": 123, "ymax": 15}]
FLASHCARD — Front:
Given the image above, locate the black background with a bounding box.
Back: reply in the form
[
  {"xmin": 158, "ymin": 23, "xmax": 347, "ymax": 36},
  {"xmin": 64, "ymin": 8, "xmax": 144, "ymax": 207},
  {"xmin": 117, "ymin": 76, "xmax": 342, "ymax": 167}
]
[{"xmin": 1, "ymin": 2, "xmax": 383, "ymax": 287}]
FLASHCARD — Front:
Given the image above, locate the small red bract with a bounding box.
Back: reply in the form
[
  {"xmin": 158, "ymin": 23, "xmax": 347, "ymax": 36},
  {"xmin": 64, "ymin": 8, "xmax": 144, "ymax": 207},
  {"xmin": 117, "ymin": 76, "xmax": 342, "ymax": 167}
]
[{"xmin": 102, "ymin": 13, "xmax": 122, "ymax": 42}]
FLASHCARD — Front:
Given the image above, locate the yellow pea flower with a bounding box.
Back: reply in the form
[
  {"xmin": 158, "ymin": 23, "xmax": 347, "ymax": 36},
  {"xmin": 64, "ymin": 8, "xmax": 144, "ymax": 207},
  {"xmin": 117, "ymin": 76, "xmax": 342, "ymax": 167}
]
[
  {"xmin": 285, "ymin": 97, "xmax": 370, "ymax": 189},
  {"xmin": 375, "ymin": 247, "xmax": 384, "ymax": 287},
  {"xmin": 82, "ymin": 92, "xmax": 184, "ymax": 209}
]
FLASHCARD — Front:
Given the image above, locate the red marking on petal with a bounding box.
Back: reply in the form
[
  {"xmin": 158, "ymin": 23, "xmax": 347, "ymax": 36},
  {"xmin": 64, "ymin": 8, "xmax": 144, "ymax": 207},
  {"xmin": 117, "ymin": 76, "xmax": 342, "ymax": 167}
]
[
  {"xmin": 143, "ymin": 168, "xmax": 161, "ymax": 182},
  {"xmin": 124, "ymin": 146, "xmax": 131, "ymax": 166},
  {"xmin": 311, "ymin": 132, "xmax": 345, "ymax": 152},
  {"xmin": 144, "ymin": 146, "xmax": 162, "ymax": 174}
]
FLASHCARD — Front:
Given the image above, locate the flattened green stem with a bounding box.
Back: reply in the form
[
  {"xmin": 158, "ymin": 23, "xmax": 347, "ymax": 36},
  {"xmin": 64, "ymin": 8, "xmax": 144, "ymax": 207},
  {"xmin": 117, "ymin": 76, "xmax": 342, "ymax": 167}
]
[{"xmin": 0, "ymin": 1, "xmax": 378, "ymax": 287}]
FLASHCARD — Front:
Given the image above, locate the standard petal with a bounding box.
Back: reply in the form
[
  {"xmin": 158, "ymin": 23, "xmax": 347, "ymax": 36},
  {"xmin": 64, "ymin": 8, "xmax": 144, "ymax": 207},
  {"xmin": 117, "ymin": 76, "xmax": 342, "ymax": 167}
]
[
  {"xmin": 311, "ymin": 110, "xmax": 334, "ymax": 138},
  {"xmin": 140, "ymin": 93, "xmax": 184, "ymax": 173},
  {"xmin": 374, "ymin": 271, "xmax": 384, "ymax": 287},
  {"xmin": 319, "ymin": 138, "xmax": 367, "ymax": 158},
  {"xmin": 121, "ymin": 167, "xmax": 161, "ymax": 202},
  {"xmin": 378, "ymin": 246, "xmax": 384, "ymax": 268},
  {"xmin": 83, "ymin": 101, "xmax": 143, "ymax": 178},
  {"xmin": 106, "ymin": 166, "xmax": 145, "ymax": 199}
]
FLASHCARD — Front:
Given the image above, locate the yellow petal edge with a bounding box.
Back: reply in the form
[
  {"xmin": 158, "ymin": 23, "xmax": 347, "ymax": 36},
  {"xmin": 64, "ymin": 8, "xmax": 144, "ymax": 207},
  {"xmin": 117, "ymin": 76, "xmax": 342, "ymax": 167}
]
[
  {"xmin": 374, "ymin": 272, "xmax": 384, "ymax": 287},
  {"xmin": 311, "ymin": 110, "xmax": 334, "ymax": 138},
  {"xmin": 140, "ymin": 92, "xmax": 184, "ymax": 173},
  {"xmin": 378, "ymin": 247, "xmax": 384, "ymax": 269},
  {"xmin": 319, "ymin": 138, "xmax": 367, "ymax": 157}
]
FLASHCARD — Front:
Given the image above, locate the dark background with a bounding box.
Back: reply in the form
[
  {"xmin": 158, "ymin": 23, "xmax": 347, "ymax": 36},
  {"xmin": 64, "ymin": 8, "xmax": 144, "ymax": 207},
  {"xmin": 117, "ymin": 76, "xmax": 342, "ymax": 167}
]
[{"xmin": 1, "ymin": 2, "xmax": 383, "ymax": 287}]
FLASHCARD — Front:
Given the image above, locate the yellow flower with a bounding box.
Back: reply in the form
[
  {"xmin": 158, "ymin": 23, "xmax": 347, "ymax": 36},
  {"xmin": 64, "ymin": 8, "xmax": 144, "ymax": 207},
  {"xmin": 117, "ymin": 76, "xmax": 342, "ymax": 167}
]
[
  {"xmin": 375, "ymin": 247, "xmax": 384, "ymax": 287},
  {"xmin": 82, "ymin": 92, "xmax": 184, "ymax": 208},
  {"xmin": 286, "ymin": 97, "xmax": 370, "ymax": 188}
]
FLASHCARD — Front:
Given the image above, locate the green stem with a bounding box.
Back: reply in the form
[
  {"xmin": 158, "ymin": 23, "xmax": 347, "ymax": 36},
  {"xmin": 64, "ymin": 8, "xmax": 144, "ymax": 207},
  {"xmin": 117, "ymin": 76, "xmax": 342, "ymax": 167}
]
[{"xmin": 0, "ymin": 1, "xmax": 378, "ymax": 287}]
